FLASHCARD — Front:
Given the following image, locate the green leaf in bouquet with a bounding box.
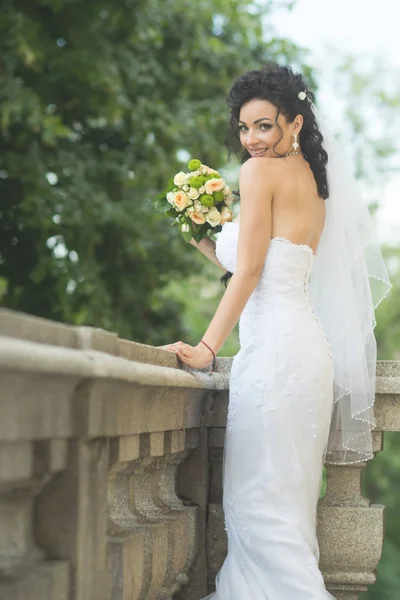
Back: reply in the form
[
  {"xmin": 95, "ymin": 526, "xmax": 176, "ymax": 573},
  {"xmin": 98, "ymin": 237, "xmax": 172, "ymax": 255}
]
[
  {"xmin": 178, "ymin": 218, "xmax": 194, "ymax": 243},
  {"xmin": 153, "ymin": 191, "xmax": 167, "ymax": 205},
  {"xmin": 181, "ymin": 229, "xmax": 193, "ymax": 243},
  {"xmin": 191, "ymin": 222, "xmax": 210, "ymax": 243},
  {"xmin": 154, "ymin": 197, "xmax": 172, "ymax": 212},
  {"xmin": 194, "ymin": 230, "xmax": 211, "ymax": 243},
  {"xmin": 166, "ymin": 207, "xmax": 179, "ymax": 218},
  {"xmin": 166, "ymin": 178, "xmax": 176, "ymax": 192}
]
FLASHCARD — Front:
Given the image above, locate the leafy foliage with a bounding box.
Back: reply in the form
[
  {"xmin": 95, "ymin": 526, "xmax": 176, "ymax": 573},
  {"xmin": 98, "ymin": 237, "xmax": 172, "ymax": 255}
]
[{"xmin": 0, "ymin": 0, "xmax": 310, "ymax": 342}]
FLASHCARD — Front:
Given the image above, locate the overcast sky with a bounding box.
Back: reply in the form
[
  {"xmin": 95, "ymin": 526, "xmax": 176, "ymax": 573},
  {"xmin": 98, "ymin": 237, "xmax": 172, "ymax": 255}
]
[
  {"xmin": 268, "ymin": 0, "xmax": 400, "ymax": 245},
  {"xmin": 270, "ymin": 0, "xmax": 400, "ymax": 66}
]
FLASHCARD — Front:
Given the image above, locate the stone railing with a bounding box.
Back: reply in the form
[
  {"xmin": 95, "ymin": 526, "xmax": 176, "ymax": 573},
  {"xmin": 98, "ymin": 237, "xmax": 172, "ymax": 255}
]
[{"xmin": 0, "ymin": 307, "xmax": 399, "ymax": 600}]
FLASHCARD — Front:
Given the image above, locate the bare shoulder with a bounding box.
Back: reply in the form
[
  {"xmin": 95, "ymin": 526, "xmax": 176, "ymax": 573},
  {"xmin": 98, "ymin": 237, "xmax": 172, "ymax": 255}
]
[
  {"xmin": 239, "ymin": 157, "xmax": 281, "ymax": 193},
  {"xmin": 240, "ymin": 157, "xmax": 282, "ymax": 181}
]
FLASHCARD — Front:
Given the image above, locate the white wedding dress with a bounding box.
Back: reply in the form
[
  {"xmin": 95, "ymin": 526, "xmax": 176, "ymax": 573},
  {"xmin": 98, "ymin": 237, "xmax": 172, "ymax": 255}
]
[{"xmin": 203, "ymin": 220, "xmax": 336, "ymax": 600}]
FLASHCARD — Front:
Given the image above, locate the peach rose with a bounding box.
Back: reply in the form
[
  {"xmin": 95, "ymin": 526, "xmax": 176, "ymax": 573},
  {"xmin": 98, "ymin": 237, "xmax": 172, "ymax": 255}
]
[
  {"xmin": 188, "ymin": 210, "xmax": 206, "ymax": 225},
  {"xmin": 174, "ymin": 190, "xmax": 190, "ymax": 211},
  {"xmin": 204, "ymin": 178, "xmax": 225, "ymax": 195},
  {"xmin": 200, "ymin": 165, "xmax": 220, "ymax": 176},
  {"xmin": 220, "ymin": 207, "xmax": 233, "ymax": 224}
]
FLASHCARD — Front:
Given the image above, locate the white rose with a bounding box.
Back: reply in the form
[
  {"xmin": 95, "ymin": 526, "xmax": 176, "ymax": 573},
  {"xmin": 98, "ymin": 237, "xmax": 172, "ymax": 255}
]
[
  {"xmin": 194, "ymin": 199, "xmax": 208, "ymax": 213},
  {"xmin": 188, "ymin": 187, "xmax": 200, "ymax": 200},
  {"xmin": 183, "ymin": 184, "xmax": 190, "ymax": 191},
  {"xmin": 205, "ymin": 206, "xmax": 221, "ymax": 227},
  {"xmin": 181, "ymin": 223, "xmax": 190, "ymax": 232},
  {"xmin": 174, "ymin": 171, "xmax": 188, "ymax": 187},
  {"xmin": 199, "ymin": 186, "xmax": 205, "ymax": 194},
  {"xmin": 167, "ymin": 191, "xmax": 176, "ymax": 204}
]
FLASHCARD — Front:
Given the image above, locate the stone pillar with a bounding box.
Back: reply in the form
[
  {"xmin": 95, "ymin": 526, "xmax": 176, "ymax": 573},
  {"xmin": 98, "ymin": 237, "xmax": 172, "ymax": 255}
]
[
  {"xmin": 34, "ymin": 438, "xmax": 109, "ymax": 600},
  {"xmin": 0, "ymin": 440, "xmax": 69, "ymax": 600},
  {"xmin": 317, "ymin": 436, "xmax": 384, "ymax": 600},
  {"xmin": 107, "ymin": 429, "xmax": 200, "ymax": 600}
]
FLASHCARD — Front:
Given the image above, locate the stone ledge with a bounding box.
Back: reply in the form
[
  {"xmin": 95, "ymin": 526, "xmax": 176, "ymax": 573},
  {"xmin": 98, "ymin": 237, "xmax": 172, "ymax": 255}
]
[
  {"xmin": 0, "ymin": 335, "xmax": 229, "ymax": 391},
  {"xmin": 0, "ymin": 308, "xmax": 233, "ymax": 374}
]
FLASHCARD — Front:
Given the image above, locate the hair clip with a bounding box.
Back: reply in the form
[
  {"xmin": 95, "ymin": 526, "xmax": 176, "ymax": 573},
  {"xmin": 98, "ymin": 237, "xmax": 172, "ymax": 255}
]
[{"xmin": 298, "ymin": 91, "xmax": 307, "ymax": 101}]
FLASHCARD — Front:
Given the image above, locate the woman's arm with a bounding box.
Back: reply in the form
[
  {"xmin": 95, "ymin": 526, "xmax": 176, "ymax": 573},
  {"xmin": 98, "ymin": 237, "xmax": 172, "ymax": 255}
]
[
  {"xmin": 200, "ymin": 158, "xmax": 276, "ymax": 354},
  {"xmin": 189, "ymin": 236, "xmax": 226, "ymax": 271},
  {"xmin": 164, "ymin": 160, "xmax": 277, "ymax": 370}
]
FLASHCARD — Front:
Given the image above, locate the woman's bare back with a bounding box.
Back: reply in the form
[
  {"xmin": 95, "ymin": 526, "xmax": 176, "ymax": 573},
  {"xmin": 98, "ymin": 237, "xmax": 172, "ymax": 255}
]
[{"xmin": 234, "ymin": 157, "xmax": 326, "ymax": 255}]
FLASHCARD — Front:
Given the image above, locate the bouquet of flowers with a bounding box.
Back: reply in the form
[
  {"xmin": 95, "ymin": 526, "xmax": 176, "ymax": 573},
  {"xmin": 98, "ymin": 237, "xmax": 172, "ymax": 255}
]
[{"xmin": 153, "ymin": 159, "xmax": 235, "ymax": 243}]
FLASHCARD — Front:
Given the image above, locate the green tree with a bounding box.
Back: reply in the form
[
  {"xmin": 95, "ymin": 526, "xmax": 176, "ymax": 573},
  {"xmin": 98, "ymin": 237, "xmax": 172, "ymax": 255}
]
[{"xmin": 0, "ymin": 0, "xmax": 310, "ymax": 344}]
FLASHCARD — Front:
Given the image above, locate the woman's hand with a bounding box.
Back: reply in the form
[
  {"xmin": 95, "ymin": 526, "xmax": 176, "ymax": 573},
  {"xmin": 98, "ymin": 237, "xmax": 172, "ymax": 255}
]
[{"xmin": 157, "ymin": 340, "xmax": 214, "ymax": 370}]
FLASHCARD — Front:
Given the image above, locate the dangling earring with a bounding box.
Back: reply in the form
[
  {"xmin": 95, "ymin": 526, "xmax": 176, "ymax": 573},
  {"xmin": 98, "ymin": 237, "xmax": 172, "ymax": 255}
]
[{"xmin": 284, "ymin": 133, "xmax": 302, "ymax": 157}]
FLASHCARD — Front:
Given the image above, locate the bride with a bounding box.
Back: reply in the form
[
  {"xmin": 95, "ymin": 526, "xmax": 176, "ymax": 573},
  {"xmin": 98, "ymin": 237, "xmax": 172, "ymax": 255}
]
[{"xmin": 160, "ymin": 63, "xmax": 392, "ymax": 599}]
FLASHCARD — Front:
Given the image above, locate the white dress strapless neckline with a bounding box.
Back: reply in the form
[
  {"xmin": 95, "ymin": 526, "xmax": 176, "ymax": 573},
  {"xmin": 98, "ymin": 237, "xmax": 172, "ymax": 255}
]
[{"xmin": 224, "ymin": 220, "xmax": 316, "ymax": 257}]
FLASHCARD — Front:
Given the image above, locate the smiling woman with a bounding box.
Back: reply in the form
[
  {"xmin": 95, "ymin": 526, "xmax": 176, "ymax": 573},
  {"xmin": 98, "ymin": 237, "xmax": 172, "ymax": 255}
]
[
  {"xmin": 238, "ymin": 102, "xmax": 302, "ymax": 158},
  {"xmin": 191, "ymin": 63, "xmax": 338, "ymax": 600},
  {"xmin": 220, "ymin": 64, "xmax": 329, "ymax": 288},
  {"xmin": 158, "ymin": 61, "xmax": 392, "ymax": 600},
  {"xmin": 226, "ymin": 64, "xmax": 328, "ymax": 197},
  {"xmin": 198, "ymin": 62, "xmax": 392, "ymax": 600}
]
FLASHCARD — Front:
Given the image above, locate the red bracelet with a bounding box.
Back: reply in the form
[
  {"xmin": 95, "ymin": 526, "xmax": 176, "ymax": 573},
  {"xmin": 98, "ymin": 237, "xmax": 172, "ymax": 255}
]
[{"xmin": 200, "ymin": 339, "xmax": 216, "ymax": 360}]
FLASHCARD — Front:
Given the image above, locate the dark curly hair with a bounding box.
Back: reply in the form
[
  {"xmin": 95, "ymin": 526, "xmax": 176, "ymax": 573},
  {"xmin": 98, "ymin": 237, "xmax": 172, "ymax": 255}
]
[{"xmin": 220, "ymin": 62, "xmax": 329, "ymax": 288}]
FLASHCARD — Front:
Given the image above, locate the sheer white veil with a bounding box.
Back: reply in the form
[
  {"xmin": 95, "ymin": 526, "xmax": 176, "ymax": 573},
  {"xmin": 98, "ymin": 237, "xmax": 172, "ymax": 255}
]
[{"xmin": 309, "ymin": 104, "xmax": 393, "ymax": 464}]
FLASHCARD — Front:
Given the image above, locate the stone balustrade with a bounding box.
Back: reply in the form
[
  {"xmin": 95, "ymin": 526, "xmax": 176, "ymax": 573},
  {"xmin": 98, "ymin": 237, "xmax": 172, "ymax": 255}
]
[{"xmin": 0, "ymin": 307, "xmax": 398, "ymax": 600}]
